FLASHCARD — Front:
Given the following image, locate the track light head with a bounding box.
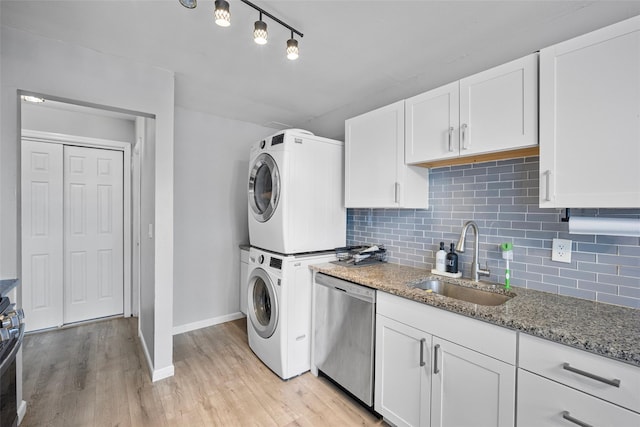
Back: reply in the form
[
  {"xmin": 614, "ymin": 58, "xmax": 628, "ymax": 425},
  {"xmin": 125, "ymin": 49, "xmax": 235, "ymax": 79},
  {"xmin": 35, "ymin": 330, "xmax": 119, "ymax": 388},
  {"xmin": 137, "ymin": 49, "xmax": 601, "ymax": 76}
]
[
  {"xmin": 187, "ymin": 0, "xmax": 303, "ymax": 59},
  {"xmin": 179, "ymin": 0, "xmax": 197, "ymax": 9},
  {"xmin": 254, "ymin": 15, "xmax": 268, "ymax": 45},
  {"xmin": 286, "ymin": 34, "xmax": 299, "ymax": 60},
  {"xmin": 214, "ymin": 0, "xmax": 231, "ymax": 27}
]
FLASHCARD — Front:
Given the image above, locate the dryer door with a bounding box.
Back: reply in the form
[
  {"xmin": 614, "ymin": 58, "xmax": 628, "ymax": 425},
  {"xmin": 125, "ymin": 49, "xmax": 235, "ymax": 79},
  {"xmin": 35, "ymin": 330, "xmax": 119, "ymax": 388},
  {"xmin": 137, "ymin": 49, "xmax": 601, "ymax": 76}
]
[
  {"xmin": 248, "ymin": 153, "xmax": 280, "ymax": 223},
  {"xmin": 248, "ymin": 267, "xmax": 279, "ymax": 339}
]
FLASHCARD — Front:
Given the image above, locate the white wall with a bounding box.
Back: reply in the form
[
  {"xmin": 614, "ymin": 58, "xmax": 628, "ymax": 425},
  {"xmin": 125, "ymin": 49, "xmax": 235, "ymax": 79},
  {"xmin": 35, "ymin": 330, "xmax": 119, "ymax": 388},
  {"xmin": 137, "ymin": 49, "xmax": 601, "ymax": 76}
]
[
  {"xmin": 21, "ymin": 102, "xmax": 135, "ymax": 142},
  {"xmin": 173, "ymin": 106, "xmax": 275, "ymax": 331},
  {"xmin": 140, "ymin": 117, "xmax": 156, "ymax": 359},
  {"xmin": 1, "ymin": 26, "xmax": 174, "ymax": 380}
]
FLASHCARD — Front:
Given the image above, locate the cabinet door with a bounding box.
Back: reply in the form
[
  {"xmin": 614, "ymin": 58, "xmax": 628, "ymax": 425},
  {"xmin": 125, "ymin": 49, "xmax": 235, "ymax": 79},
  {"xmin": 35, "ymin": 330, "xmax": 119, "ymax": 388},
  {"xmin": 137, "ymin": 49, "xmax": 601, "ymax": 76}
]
[
  {"xmin": 518, "ymin": 369, "xmax": 640, "ymax": 427},
  {"xmin": 405, "ymin": 82, "xmax": 460, "ymax": 163},
  {"xmin": 540, "ymin": 16, "xmax": 640, "ymax": 208},
  {"xmin": 21, "ymin": 140, "xmax": 64, "ymax": 331},
  {"xmin": 460, "ymin": 54, "xmax": 538, "ymax": 156},
  {"xmin": 345, "ymin": 101, "xmax": 404, "ymax": 208},
  {"xmin": 375, "ymin": 314, "xmax": 431, "ymax": 427},
  {"xmin": 431, "ymin": 337, "xmax": 516, "ymax": 427}
]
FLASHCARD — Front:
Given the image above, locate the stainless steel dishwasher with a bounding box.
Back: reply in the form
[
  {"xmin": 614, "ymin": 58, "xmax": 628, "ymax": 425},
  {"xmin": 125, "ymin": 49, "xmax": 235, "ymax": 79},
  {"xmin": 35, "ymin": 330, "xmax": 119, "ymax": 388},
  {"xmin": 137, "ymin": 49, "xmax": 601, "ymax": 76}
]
[{"xmin": 314, "ymin": 272, "xmax": 376, "ymax": 407}]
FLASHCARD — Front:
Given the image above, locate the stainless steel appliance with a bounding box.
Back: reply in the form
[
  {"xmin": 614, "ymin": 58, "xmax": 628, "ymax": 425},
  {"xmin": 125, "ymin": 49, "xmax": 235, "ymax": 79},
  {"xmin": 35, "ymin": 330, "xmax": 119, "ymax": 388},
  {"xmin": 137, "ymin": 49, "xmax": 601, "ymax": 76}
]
[
  {"xmin": 0, "ymin": 296, "xmax": 25, "ymax": 427},
  {"xmin": 314, "ymin": 273, "xmax": 376, "ymax": 407}
]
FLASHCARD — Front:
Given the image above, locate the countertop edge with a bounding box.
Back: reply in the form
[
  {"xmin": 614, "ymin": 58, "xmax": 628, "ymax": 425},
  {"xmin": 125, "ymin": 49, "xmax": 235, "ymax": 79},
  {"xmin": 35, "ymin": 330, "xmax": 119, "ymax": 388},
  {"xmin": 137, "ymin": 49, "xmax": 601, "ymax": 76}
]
[{"xmin": 311, "ymin": 263, "xmax": 640, "ymax": 368}]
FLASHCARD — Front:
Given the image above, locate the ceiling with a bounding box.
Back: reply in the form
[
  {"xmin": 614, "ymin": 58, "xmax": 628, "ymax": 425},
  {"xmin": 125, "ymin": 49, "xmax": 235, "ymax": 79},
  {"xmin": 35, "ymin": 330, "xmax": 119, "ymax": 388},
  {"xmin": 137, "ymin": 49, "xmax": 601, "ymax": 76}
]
[{"xmin": 4, "ymin": 0, "xmax": 640, "ymax": 139}]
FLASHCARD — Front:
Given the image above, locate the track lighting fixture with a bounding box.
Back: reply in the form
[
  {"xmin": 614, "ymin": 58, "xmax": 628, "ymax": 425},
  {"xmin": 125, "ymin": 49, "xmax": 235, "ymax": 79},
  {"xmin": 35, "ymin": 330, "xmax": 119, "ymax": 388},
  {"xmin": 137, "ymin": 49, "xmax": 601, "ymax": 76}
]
[
  {"xmin": 178, "ymin": 0, "xmax": 303, "ymax": 60},
  {"xmin": 286, "ymin": 32, "xmax": 299, "ymax": 61},
  {"xmin": 214, "ymin": 0, "xmax": 231, "ymax": 27},
  {"xmin": 254, "ymin": 13, "xmax": 268, "ymax": 45}
]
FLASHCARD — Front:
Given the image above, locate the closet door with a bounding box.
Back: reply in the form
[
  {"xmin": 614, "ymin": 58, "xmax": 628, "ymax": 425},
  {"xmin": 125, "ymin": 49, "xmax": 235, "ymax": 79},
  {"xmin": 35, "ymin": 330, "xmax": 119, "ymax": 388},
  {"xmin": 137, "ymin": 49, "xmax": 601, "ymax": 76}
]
[
  {"xmin": 21, "ymin": 140, "xmax": 64, "ymax": 331},
  {"xmin": 64, "ymin": 146, "xmax": 124, "ymax": 323}
]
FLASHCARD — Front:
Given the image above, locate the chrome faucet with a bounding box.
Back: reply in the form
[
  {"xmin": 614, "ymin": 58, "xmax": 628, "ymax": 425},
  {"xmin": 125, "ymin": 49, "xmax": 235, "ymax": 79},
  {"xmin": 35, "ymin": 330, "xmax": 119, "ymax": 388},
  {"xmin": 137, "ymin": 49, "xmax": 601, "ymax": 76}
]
[{"xmin": 456, "ymin": 220, "xmax": 490, "ymax": 282}]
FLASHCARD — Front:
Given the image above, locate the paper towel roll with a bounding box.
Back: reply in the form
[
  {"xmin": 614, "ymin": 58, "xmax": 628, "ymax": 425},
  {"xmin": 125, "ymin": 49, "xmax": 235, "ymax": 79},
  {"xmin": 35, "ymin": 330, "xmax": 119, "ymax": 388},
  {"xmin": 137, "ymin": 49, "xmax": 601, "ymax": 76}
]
[{"xmin": 568, "ymin": 217, "xmax": 640, "ymax": 237}]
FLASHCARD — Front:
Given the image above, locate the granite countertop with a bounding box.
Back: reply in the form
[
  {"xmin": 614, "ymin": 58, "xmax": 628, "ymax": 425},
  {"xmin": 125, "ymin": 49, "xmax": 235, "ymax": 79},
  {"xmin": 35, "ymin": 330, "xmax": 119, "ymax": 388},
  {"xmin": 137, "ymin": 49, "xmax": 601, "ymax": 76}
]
[
  {"xmin": 0, "ymin": 279, "xmax": 19, "ymax": 297},
  {"xmin": 311, "ymin": 262, "xmax": 640, "ymax": 367}
]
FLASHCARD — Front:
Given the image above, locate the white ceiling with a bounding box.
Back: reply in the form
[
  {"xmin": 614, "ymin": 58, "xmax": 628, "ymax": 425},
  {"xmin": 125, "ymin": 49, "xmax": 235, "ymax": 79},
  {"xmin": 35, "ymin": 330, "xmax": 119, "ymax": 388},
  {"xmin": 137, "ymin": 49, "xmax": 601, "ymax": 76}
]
[{"xmin": 4, "ymin": 0, "xmax": 640, "ymax": 139}]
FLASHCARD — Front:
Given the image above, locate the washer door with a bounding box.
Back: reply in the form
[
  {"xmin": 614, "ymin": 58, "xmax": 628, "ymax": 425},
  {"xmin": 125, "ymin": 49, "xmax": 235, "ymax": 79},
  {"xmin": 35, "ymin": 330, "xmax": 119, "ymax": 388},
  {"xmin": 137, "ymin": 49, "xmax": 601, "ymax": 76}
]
[
  {"xmin": 248, "ymin": 267, "xmax": 279, "ymax": 339},
  {"xmin": 248, "ymin": 153, "xmax": 280, "ymax": 223}
]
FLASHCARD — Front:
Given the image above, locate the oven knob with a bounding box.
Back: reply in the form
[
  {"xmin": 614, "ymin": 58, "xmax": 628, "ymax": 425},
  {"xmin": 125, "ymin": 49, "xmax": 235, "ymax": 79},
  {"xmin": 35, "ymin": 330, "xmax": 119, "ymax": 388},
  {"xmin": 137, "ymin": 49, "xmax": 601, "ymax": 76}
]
[
  {"xmin": 258, "ymin": 255, "xmax": 265, "ymax": 264},
  {"xmin": 0, "ymin": 328, "xmax": 9, "ymax": 342},
  {"xmin": 1, "ymin": 314, "xmax": 19, "ymax": 329}
]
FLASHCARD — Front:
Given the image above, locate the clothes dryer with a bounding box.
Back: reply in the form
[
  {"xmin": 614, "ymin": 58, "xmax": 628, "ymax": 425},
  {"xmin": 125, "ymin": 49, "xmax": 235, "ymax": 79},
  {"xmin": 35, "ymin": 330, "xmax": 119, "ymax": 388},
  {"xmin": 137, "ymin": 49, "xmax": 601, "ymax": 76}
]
[
  {"xmin": 248, "ymin": 129, "xmax": 346, "ymax": 255},
  {"xmin": 246, "ymin": 247, "xmax": 335, "ymax": 380}
]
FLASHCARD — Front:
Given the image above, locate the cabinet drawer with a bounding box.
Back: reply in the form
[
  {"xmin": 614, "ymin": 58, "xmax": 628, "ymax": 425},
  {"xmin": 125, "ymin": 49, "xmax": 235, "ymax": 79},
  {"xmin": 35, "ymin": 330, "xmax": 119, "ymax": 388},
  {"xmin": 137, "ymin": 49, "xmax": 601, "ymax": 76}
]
[
  {"xmin": 377, "ymin": 292, "xmax": 516, "ymax": 364},
  {"xmin": 519, "ymin": 333, "xmax": 640, "ymax": 413},
  {"xmin": 518, "ymin": 370, "xmax": 640, "ymax": 427}
]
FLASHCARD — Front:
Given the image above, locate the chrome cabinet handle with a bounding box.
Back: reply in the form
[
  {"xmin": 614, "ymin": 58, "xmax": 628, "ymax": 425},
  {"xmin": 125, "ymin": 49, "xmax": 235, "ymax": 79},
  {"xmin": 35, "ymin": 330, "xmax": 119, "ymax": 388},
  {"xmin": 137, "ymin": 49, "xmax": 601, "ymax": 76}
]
[
  {"xmin": 544, "ymin": 170, "xmax": 551, "ymax": 202},
  {"xmin": 433, "ymin": 344, "xmax": 440, "ymax": 374},
  {"xmin": 561, "ymin": 411, "xmax": 593, "ymax": 427},
  {"xmin": 394, "ymin": 182, "xmax": 400, "ymax": 204},
  {"xmin": 447, "ymin": 127, "xmax": 454, "ymax": 152},
  {"xmin": 419, "ymin": 338, "xmax": 426, "ymax": 367},
  {"xmin": 562, "ymin": 363, "xmax": 621, "ymax": 388},
  {"xmin": 461, "ymin": 124, "xmax": 468, "ymax": 149}
]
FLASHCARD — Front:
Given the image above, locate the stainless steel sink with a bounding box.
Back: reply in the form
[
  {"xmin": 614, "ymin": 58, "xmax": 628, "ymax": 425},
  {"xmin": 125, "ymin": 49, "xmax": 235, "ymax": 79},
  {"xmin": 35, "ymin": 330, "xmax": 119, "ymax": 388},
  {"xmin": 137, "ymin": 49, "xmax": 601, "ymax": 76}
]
[{"xmin": 408, "ymin": 279, "xmax": 512, "ymax": 306}]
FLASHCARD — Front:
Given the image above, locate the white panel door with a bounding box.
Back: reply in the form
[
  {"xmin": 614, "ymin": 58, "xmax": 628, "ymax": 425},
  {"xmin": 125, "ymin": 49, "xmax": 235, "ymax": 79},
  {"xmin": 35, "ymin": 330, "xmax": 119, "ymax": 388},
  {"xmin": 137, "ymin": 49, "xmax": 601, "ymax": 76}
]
[
  {"xmin": 21, "ymin": 140, "xmax": 64, "ymax": 331},
  {"xmin": 539, "ymin": 17, "xmax": 640, "ymax": 208},
  {"xmin": 431, "ymin": 337, "xmax": 516, "ymax": 427},
  {"xmin": 64, "ymin": 146, "xmax": 124, "ymax": 324},
  {"xmin": 459, "ymin": 54, "xmax": 538, "ymax": 156},
  {"xmin": 405, "ymin": 82, "xmax": 460, "ymax": 163},
  {"xmin": 375, "ymin": 314, "xmax": 431, "ymax": 427},
  {"xmin": 345, "ymin": 101, "xmax": 404, "ymax": 208}
]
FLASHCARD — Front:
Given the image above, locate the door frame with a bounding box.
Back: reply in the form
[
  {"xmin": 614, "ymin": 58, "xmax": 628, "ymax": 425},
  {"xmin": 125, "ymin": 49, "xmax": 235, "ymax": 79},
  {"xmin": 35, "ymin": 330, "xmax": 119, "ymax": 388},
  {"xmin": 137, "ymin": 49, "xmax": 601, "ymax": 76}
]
[{"xmin": 21, "ymin": 129, "xmax": 134, "ymax": 319}]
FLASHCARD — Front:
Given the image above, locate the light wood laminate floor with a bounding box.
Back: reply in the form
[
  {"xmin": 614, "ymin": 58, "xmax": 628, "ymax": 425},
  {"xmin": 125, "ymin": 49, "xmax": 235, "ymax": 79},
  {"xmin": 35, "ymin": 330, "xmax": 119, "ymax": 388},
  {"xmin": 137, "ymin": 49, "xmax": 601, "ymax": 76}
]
[{"xmin": 21, "ymin": 317, "xmax": 385, "ymax": 426}]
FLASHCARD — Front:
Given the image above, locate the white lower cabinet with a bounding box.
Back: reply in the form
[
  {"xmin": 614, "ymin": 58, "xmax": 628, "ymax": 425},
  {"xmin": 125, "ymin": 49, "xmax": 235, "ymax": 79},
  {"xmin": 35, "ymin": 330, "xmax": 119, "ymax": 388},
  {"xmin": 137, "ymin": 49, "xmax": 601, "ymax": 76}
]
[
  {"xmin": 430, "ymin": 337, "xmax": 515, "ymax": 427},
  {"xmin": 518, "ymin": 370, "xmax": 640, "ymax": 427},
  {"xmin": 374, "ymin": 293, "xmax": 516, "ymax": 427},
  {"xmin": 517, "ymin": 333, "xmax": 640, "ymax": 426},
  {"xmin": 375, "ymin": 315, "xmax": 431, "ymax": 427}
]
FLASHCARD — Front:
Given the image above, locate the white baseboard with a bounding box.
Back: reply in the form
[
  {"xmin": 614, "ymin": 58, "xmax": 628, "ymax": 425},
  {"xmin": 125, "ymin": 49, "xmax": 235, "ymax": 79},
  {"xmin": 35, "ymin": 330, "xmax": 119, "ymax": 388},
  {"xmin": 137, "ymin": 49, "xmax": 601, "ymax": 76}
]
[
  {"xmin": 17, "ymin": 400, "xmax": 27, "ymax": 425},
  {"xmin": 172, "ymin": 312, "xmax": 246, "ymax": 335},
  {"xmin": 152, "ymin": 364, "xmax": 175, "ymax": 382},
  {"xmin": 137, "ymin": 328, "xmax": 174, "ymax": 382},
  {"xmin": 138, "ymin": 328, "xmax": 154, "ymax": 379}
]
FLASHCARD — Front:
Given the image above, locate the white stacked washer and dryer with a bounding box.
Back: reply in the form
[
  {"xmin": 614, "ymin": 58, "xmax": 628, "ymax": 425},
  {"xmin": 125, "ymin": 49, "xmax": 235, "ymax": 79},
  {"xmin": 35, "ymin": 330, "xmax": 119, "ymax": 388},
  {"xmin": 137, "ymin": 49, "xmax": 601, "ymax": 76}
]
[{"xmin": 246, "ymin": 129, "xmax": 345, "ymax": 380}]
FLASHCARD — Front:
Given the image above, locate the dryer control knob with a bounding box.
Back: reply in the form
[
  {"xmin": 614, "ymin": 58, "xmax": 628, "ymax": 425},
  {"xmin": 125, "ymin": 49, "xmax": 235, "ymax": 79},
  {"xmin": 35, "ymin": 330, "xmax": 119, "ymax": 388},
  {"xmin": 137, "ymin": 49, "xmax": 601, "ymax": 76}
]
[{"xmin": 258, "ymin": 255, "xmax": 265, "ymax": 264}]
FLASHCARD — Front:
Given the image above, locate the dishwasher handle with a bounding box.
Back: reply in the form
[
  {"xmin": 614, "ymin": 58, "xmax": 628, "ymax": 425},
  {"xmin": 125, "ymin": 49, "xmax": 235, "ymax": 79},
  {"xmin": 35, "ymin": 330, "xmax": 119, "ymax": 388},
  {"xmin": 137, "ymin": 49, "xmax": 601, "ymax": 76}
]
[{"xmin": 315, "ymin": 273, "xmax": 376, "ymax": 303}]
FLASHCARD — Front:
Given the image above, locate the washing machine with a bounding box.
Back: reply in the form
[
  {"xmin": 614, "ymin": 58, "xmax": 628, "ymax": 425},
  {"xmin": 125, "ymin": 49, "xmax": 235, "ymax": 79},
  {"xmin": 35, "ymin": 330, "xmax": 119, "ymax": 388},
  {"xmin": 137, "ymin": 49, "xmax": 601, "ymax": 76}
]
[
  {"xmin": 248, "ymin": 129, "xmax": 346, "ymax": 255},
  {"xmin": 247, "ymin": 246, "xmax": 335, "ymax": 380}
]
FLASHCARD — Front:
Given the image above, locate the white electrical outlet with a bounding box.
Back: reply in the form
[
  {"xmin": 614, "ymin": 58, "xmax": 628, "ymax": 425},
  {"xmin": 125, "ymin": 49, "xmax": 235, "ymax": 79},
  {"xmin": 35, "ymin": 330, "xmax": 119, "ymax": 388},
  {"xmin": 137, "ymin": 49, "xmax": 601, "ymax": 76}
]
[{"xmin": 552, "ymin": 238, "xmax": 572, "ymax": 263}]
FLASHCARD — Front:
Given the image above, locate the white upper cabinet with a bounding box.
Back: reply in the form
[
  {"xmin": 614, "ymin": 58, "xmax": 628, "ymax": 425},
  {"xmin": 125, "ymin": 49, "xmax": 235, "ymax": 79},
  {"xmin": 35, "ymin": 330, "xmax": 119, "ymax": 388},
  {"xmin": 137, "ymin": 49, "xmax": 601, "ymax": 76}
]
[
  {"xmin": 345, "ymin": 101, "xmax": 429, "ymax": 208},
  {"xmin": 405, "ymin": 82, "xmax": 460, "ymax": 163},
  {"xmin": 406, "ymin": 54, "xmax": 538, "ymax": 165},
  {"xmin": 539, "ymin": 15, "xmax": 640, "ymax": 208}
]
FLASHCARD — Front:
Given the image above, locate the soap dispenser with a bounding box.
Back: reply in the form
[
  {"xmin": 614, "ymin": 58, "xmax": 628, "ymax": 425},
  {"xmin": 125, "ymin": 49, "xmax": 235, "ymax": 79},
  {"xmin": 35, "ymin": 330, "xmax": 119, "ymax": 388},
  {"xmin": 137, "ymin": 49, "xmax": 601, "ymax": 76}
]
[
  {"xmin": 435, "ymin": 242, "xmax": 447, "ymax": 272},
  {"xmin": 446, "ymin": 243, "xmax": 458, "ymax": 274}
]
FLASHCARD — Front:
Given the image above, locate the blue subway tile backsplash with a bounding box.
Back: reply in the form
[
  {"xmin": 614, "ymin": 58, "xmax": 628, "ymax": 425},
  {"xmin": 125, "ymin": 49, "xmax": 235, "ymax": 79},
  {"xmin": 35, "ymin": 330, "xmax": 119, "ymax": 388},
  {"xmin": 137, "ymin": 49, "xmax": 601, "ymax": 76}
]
[{"xmin": 347, "ymin": 156, "xmax": 640, "ymax": 309}]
